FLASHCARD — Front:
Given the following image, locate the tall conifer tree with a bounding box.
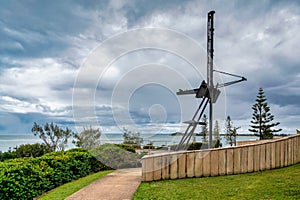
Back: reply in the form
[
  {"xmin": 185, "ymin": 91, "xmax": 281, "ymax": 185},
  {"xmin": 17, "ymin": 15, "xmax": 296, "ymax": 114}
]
[{"xmin": 249, "ymin": 88, "xmax": 282, "ymax": 139}]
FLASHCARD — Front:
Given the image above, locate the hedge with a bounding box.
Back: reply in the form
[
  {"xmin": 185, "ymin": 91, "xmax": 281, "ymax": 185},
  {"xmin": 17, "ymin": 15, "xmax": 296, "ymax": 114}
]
[
  {"xmin": 0, "ymin": 149, "xmax": 108, "ymax": 200},
  {"xmin": 90, "ymin": 144, "xmax": 141, "ymax": 169}
]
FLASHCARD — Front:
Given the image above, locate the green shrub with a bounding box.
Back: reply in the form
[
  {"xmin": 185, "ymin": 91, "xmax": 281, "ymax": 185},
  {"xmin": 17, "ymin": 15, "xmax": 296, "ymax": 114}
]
[
  {"xmin": 0, "ymin": 151, "xmax": 17, "ymax": 162},
  {"xmin": 0, "ymin": 149, "xmax": 108, "ymax": 200},
  {"xmin": 115, "ymin": 144, "xmax": 136, "ymax": 153},
  {"xmin": 16, "ymin": 143, "xmax": 51, "ymax": 158},
  {"xmin": 143, "ymin": 143, "xmax": 155, "ymax": 149},
  {"xmin": 187, "ymin": 142, "xmax": 205, "ymax": 150},
  {"xmin": 169, "ymin": 142, "xmax": 208, "ymax": 150},
  {"xmin": 90, "ymin": 144, "xmax": 141, "ymax": 169}
]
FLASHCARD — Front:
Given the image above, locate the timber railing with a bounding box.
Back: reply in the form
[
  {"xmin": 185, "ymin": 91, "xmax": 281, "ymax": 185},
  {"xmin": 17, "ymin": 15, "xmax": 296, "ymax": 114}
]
[{"xmin": 141, "ymin": 134, "xmax": 300, "ymax": 181}]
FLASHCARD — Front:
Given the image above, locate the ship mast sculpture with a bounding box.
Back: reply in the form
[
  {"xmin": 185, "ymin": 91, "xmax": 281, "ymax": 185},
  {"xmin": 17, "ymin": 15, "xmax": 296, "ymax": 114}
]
[{"xmin": 176, "ymin": 11, "xmax": 247, "ymax": 150}]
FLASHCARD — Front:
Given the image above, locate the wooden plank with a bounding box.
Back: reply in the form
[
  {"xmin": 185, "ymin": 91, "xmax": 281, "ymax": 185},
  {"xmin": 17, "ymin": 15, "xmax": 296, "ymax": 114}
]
[
  {"xmin": 253, "ymin": 145, "xmax": 260, "ymax": 172},
  {"xmin": 178, "ymin": 153, "xmax": 186, "ymax": 178},
  {"xmin": 240, "ymin": 147, "xmax": 248, "ymax": 173},
  {"xmin": 288, "ymin": 139, "xmax": 293, "ymax": 165},
  {"xmin": 218, "ymin": 149, "xmax": 226, "ymax": 175},
  {"xmin": 210, "ymin": 150, "xmax": 219, "ymax": 176},
  {"xmin": 161, "ymin": 155, "xmax": 170, "ymax": 180},
  {"xmin": 233, "ymin": 148, "xmax": 241, "ymax": 174},
  {"xmin": 280, "ymin": 140, "xmax": 284, "ymax": 167},
  {"xmin": 170, "ymin": 154, "xmax": 178, "ymax": 179},
  {"xmin": 270, "ymin": 142, "xmax": 276, "ymax": 169},
  {"xmin": 265, "ymin": 143, "xmax": 271, "ymax": 170},
  {"xmin": 202, "ymin": 150, "xmax": 211, "ymax": 177},
  {"xmin": 260, "ymin": 144, "xmax": 266, "ymax": 171},
  {"xmin": 153, "ymin": 156, "xmax": 162, "ymax": 181},
  {"xmin": 195, "ymin": 151, "xmax": 203, "ymax": 177},
  {"xmin": 247, "ymin": 146, "xmax": 254, "ymax": 172},
  {"xmin": 298, "ymin": 135, "xmax": 300, "ymax": 163},
  {"xmin": 226, "ymin": 148, "xmax": 234, "ymax": 175},
  {"xmin": 187, "ymin": 152, "xmax": 195, "ymax": 178},
  {"xmin": 298, "ymin": 136, "xmax": 300, "ymax": 163},
  {"xmin": 145, "ymin": 157, "xmax": 154, "ymax": 181},
  {"xmin": 284, "ymin": 140, "xmax": 288, "ymax": 166},
  {"xmin": 275, "ymin": 141, "xmax": 280, "ymax": 168},
  {"xmin": 141, "ymin": 158, "xmax": 146, "ymax": 181},
  {"xmin": 293, "ymin": 137, "xmax": 297, "ymax": 164}
]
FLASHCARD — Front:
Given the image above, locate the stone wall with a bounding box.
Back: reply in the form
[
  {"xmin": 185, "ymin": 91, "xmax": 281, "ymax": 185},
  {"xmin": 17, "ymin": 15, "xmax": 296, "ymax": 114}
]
[{"xmin": 141, "ymin": 134, "xmax": 300, "ymax": 181}]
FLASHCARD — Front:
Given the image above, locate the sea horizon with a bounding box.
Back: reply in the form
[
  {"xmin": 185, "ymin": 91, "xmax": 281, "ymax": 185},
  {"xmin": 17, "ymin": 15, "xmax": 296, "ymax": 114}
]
[{"xmin": 0, "ymin": 132, "xmax": 263, "ymax": 152}]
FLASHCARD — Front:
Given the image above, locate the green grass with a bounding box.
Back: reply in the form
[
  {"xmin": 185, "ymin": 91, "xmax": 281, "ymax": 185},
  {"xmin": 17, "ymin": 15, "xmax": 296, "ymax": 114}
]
[
  {"xmin": 133, "ymin": 163, "xmax": 300, "ymax": 200},
  {"xmin": 38, "ymin": 170, "xmax": 113, "ymax": 200}
]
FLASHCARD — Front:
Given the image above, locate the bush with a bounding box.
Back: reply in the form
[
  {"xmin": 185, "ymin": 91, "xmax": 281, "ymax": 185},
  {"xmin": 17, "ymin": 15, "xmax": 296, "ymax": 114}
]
[
  {"xmin": 0, "ymin": 149, "xmax": 108, "ymax": 200},
  {"xmin": 16, "ymin": 143, "xmax": 51, "ymax": 158},
  {"xmin": 90, "ymin": 144, "xmax": 141, "ymax": 169},
  {"xmin": 0, "ymin": 151, "xmax": 17, "ymax": 162},
  {"xmin": 169, "ymin": 142, "xmax": 208, "ymax": 151},
  {"xmin": 143, "ymin": 143, "xmax": 155, "ymax": 149},
  {"xmin": 115, "ymin": 144, "xmax": 136, "ymax": 153}
]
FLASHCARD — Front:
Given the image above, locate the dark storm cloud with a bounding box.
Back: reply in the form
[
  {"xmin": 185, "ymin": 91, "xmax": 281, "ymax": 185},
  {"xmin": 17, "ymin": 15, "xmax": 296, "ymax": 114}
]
[{"xmin": 0, "ymin": 0, "xmax": 299, "ymax": 134}]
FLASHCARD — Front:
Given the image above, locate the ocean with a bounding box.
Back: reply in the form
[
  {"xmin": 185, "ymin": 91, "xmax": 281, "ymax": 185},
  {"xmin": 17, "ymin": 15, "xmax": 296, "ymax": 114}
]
[{"xmin": 0, "ymin": 133, "xmax": 259, "ymax": 152}]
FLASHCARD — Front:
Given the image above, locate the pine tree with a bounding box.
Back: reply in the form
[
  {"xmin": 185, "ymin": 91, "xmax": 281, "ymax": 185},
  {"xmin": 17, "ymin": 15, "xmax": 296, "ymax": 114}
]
[
  {"xmin": 225, "ymin": 116, "xmax": 239, "ymax": 146},
  {"xmin": 201, "ymin": 114, "xmax": 208, "ymax": 143},
  {"xmin": 213, "ymin": 120, "xmax": 222, "ymax": 147},
  {"xmin": 249, "ymin": 88, "xmax": 282, "ymax": 140}
]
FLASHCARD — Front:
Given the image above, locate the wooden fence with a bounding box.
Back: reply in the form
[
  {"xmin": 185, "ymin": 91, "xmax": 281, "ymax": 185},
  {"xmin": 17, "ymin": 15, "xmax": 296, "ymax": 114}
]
[{"xmin": 141, "ymin": 134, "xmax": 300, "ymax": 181}]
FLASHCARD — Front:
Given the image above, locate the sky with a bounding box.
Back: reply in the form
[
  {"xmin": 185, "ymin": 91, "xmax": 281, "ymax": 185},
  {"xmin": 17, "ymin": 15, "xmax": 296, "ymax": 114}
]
[{"xmin": 0, "ymin": 0, "xmax": 299, "ymax": 135}]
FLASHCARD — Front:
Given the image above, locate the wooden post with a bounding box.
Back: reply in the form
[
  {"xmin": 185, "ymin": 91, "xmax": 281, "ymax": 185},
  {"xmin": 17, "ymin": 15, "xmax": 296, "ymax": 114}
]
[
  {"xmin": 145, "ymin": 157, "xmax": 154, "ymax": 181},
  {"xmin": 211, "ymin": 150, "xmax": 219, "ymax": 176},
  {"xmin": 218, "ymin": 149, "xmax": 226, "ymax": 175},
  {"xmin": 153, "ymin": 156, "xmax": 162, "ymax": 181},
  {"xmin": 187, "ymin": 152, "xmax": 195, "ymax": 178},
  {"xmin": 170, "ymin": 154, "xmax": 178, "ymax": 179},
  {"xmin": 178, "ymin": 153, "xmax": 187, "ymax": 178},
  {"xmin": 288, "ymin": 138, "xmax": 293, "ymax": 165},
  {"xmin": 253, "ymin": 145, "xmax": 260, "ymax": 171},
  {"xmin": 247, "ymin": 145, "xmax": 254, "ymax": 172},
  {"xmin": 226, "ymin": 148, "xmax": 234, "ymax": 175},
  {"xmin": 161, "ymin": 155, "xmax": 170, "ymax": 180},
  {"xmin": 241, "ymin": 147, "xmax": 248, "ymax": 173},
  {"xmin": 195, "ymin": 151, "xmax": 203, "ymax": 177},
  {"xmin": 260, "ymin": 144, "xmax": 266, "ymax": 171},
  {"xmin": 203, "ymin": 150, "xmax": 211, "ymax": 177},
  {"xmin": 233, "ymin": 148, "xmax": 241, "ymax": 174},
  {"xmin": 271, "ymin": 142, "xmax": 276, "ymax": 169},
  {"xmin": 279, "ymin": 140, "xmax": 284, "ymax": 167},
  {"xmin": 265, "ymin": 143, "xmax": 271, "ymax": 170},
  {"xmin": 275, "ymin": 141, "xmax": 280, "ymax": 168},
  {"xmin": 284, "ymin": 140, "xmax": 288, "ymax": 166}
]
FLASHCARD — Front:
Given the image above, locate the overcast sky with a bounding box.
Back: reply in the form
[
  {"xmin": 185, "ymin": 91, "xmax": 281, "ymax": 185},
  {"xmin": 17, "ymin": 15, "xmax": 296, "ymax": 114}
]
[{"xmin": 0, "ymin": 0, "xmax": 299, "ymax": 135}]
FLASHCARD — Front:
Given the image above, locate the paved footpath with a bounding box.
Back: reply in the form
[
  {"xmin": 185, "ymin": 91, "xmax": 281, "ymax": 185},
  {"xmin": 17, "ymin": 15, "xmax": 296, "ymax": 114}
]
[{"xmin": 66, "ymin": 168, "xmax": 141, "ymax": 200}]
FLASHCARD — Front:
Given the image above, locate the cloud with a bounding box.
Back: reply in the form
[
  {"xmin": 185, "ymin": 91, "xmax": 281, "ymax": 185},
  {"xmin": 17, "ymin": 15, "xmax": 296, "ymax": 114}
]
[
  {"xmin": 0, "ymin": 0, "xmax": 299, "ymax": 135},
  {"xmin": 0, "ymin": 58, "xmax": 77, "ymax": 117}
]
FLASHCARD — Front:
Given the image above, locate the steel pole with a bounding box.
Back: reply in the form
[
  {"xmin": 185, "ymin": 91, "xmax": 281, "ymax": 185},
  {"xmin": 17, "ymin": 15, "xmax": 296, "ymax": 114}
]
[{"xmin": 207, "ymin": 11, "xmax": 215, "ymax": 149}]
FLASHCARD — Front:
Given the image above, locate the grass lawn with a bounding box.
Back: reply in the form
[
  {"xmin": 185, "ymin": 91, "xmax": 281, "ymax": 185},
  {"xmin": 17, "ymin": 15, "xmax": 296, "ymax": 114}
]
[
  {"xmin": 37, "ymin": 170, "xmax": 113, "ymax": 200},
  {"xmin": 133, "ymin": 163, "xmax": 300, "ymax": 200}
]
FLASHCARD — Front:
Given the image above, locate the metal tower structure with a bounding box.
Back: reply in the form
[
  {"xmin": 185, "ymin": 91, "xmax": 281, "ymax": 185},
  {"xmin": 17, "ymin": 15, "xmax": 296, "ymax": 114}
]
[{"xmin": 176, "ymin": 11, "xmax": 247, "ymax": 150}]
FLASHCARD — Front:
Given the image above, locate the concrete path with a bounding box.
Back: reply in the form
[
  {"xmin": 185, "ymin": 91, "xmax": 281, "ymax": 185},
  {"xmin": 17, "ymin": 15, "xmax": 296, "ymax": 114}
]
[{"xmin": 66, "ymin": 168, "xmax": 141, "ymax": 200}]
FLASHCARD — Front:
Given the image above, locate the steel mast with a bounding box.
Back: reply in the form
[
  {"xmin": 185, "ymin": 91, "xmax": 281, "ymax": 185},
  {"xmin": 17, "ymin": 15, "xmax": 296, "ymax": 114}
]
[
  {"xmin": 207, "ymin": 11, "xmax": 215, "ymax": 149},
  {"xmin": 176, "ymin": 11, "xmax": 246, "ymax": 150}
]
